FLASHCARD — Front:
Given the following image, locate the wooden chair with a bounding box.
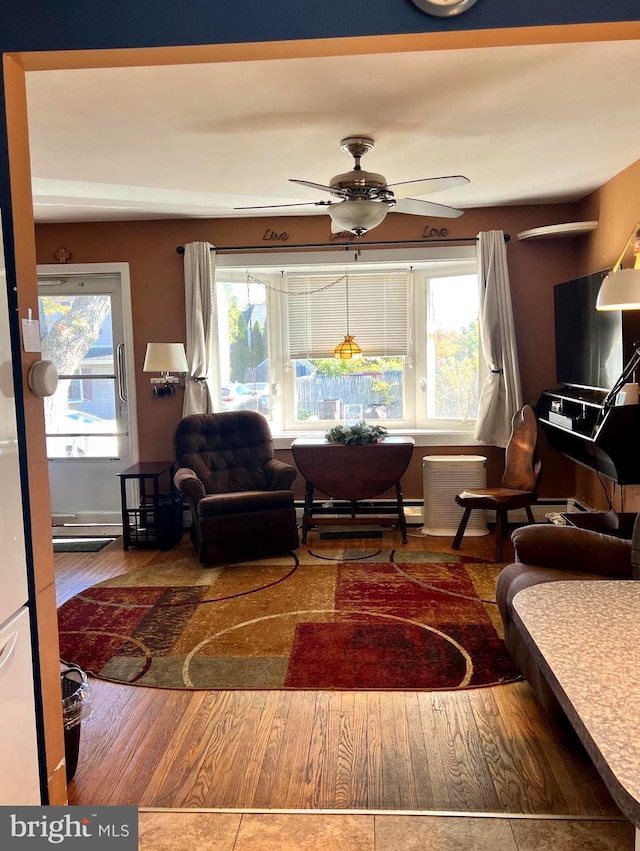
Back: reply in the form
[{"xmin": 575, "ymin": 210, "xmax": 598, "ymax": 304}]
[{"xmin": 452, "ymin": 405, "xmax": 542, "ymax": 562}]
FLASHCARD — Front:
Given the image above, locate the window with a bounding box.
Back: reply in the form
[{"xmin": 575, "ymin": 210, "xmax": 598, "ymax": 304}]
[
  {"xmin": 38, "ymin": 290, "xmax": 120, "ymax": 458},
  {"xmin": 67, "ymin": 376, "xmax": 84, "ymax": 404},
  {"xmin": 212, "ymin": 246, "xmax": 481, "ymax": 433},
  {"xmin": 423, "ymin": 273, "xmax": 481, "ymax": 422},
  {"xmin": 214, "ymin": 278, "xmax": 271, "ymax": 415}
]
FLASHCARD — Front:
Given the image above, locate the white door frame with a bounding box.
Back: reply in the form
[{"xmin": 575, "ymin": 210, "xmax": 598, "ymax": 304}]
[{"xmin": 37, "ymin": 261, "xmax": 140, "ymax": 522}]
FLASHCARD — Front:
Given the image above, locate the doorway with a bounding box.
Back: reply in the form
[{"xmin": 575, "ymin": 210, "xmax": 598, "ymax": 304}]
[{"xmin": 37, "ymin": 262, "xmax": 139, "ymax": 526}]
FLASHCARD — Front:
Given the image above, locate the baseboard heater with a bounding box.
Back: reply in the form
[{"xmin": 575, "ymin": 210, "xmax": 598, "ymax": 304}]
[
  {"xmin": 294, "ymin": 498, "xmax": 424, "ymax": 525},
  {"xmin": 293, "ymin": 497, "xmax": 590, "ymax": 527},
  {"xmin": 510, "ymin": 498, "xmax": 590, "ymax": 523},
  {"xmin": 295, "ymin": 498, "xmax": 423, "ymax": 509}
]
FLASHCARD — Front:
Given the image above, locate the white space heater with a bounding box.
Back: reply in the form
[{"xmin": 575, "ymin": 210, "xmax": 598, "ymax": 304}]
[{"xmin": 421, "ymin": 455, "xmax": 489, "ymax": 537}]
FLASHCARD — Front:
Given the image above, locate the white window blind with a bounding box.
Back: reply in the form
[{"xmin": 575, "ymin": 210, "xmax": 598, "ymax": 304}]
[{"xmin": 287, "ymin": 269, "xmax": 409, "ymax": 359}]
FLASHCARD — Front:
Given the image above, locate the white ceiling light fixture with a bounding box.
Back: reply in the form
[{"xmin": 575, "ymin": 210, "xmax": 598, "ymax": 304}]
[
  {"xmin": 596, "ymin": 221, "xmax": 640, "ymax": 311},
  {"xmin": 327, "ymin": 199, "xmax": 390, "ymax": 237}
]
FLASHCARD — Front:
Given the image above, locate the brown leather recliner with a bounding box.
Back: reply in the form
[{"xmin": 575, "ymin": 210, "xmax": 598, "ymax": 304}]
[
  {"xmin": 496, "ymin": 521, "xmax": 633, "ymax": 718},
  {"xmin": 173, "ymin": 410, "xmax": 299, "ymax": 565}
]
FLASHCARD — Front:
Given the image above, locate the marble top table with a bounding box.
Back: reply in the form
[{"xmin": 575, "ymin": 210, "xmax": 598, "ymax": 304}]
[{"xmin": 512, "ymin": 580, "xmax": 640, "ymax": 842}]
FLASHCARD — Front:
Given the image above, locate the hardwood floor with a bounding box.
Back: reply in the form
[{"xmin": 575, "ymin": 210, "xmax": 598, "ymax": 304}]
[{"xmin": 54, "ymin": 526, "xmax": 622, "ymax": 818}]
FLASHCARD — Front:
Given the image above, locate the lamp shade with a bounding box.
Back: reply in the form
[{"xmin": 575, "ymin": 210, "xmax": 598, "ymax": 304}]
[
  {"xmin": 328, "ymin": 200, "xmax": 389, "ymax": 236},
  {"xmin": 143, "ymin": 342, "xmax": 189, "ymax": 373},
  {"xmin": 596, "ymin": 269, "xmax": 640, "ymax": 311},
  {"xmin": 334, "ymin": 335, "xmax": 362, "ymax": 360}
]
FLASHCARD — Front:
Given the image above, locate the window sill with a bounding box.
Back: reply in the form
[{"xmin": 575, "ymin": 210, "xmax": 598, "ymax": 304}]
[{"xmin": 272, "ymin": 429, "xmax": 484, "ymax": 450}]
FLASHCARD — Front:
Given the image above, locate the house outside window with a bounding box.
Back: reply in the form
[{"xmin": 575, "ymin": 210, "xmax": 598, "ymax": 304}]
[
  {"xmin": 212, "ymin": 246, "xmax": 482, "ymax": 434},
  {"xmin": 67, "ymin": 376, "xmax": 84, "ymax": 404}
]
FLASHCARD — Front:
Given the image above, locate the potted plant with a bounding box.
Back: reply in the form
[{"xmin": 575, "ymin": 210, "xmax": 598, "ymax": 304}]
[{"xmin": 325, "ymin": 421, "xmax": 387, "ymax": 445}]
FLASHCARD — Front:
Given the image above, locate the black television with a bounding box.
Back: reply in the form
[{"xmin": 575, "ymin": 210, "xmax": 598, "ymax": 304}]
[{"xmin": 553, "ymin": 270, "xmax": 623, "ymax": 393}]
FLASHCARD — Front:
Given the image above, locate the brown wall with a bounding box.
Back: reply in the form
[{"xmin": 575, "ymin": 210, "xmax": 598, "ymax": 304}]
[
  {"xmin": 34, "ymin": 194, "xmax": 626, "ymax": 502},
  {"xmin": 571, "ymin": 159, "xmax": 640, "ymax": 511}
]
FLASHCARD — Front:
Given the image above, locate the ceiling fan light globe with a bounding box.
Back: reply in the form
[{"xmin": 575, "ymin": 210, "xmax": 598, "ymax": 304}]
[{"xmin": 328, "ymin": 199, "xmax": 389, "ymax": 235}]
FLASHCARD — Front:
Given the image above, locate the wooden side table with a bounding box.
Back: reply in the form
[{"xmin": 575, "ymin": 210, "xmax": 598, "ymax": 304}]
[
  {"xmin": 117, "ymin": 461, "xmax": 182, "ymax": 550},
  {"xmin": 291, "ymin": 436, "xmax": 415, "ymax": 543}
]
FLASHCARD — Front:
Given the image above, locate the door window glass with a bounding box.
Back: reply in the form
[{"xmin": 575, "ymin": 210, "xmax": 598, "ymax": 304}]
[{"xmin": 38, "ymin": 293, "xmax": 119, "ymax": 458}]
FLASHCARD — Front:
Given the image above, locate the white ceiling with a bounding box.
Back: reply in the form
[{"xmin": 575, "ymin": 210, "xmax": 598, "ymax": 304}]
[{"xmin": 24, "ymin": 39, "xmax": 640, "ymax": 225}]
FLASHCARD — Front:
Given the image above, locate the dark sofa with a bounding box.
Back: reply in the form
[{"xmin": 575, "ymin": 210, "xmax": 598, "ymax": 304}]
[{"xmin": 496, "ymin": 522, "xmax": 634, "ymax": 718}]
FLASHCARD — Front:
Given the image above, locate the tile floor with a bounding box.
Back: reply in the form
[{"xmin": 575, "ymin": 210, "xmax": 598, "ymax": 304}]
[{"xmin": 138, "ymin": 811, "xmax": 635, "ymax": 851}]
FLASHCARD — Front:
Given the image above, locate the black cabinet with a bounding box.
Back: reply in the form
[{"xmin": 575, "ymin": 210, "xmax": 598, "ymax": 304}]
[{"xmin": 535, "ymin": 387, "xmax": 640, "ymax": 484}]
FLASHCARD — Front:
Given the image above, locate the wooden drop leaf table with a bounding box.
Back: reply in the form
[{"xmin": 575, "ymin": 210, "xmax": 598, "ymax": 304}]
[{"xmin": 291, "ymin": 436, "xmax": 415, "ymax": 543}]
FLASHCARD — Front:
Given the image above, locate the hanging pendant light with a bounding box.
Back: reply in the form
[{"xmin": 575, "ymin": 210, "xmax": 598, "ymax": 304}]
[
  {"xmin": 334, "ymin": 273, "xmax": 362, "ymax": 359},
  {"xmin": 334, "ymin": 334, "xmax": 362, "ymax": 359}
]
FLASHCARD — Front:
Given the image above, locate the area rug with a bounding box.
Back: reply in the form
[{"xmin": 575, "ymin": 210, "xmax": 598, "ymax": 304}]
[
  {"xmin": 53, "ymin": 537, "xmax": 116, "ymax": 553},
  {"xmin": 57, "ymin": 546, "xmax": 521, "ymax": 691}
]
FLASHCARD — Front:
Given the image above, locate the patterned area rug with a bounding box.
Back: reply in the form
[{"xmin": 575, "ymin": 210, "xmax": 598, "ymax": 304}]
[{"xmin": 57, "ymin": 546, "xmax": 521, "ymax": 690}]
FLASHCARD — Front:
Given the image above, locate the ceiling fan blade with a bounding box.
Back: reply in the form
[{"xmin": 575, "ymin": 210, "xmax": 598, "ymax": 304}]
[
  {"xmin": 234, "ymin": 200, "xmax": 332, "ymax": 210},
  {"xmin": 386, "ymin": 175, "xmax": 470, "ymax": 200},
  {"xmin": 394, "ymin": 197, "xmax": 464, "ymax": 219},
  {"xmin": 289, "ymin": 178, "xmax": 348, "ymax": 198}
]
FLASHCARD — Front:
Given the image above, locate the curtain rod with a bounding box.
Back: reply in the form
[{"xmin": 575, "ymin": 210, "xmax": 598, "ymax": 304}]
[{"xmin": 176, "ymin": 234, "xmax": 510, "ymax": 255}]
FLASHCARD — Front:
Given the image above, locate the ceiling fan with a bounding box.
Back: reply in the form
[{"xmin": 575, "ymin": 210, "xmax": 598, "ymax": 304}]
[{"xmin": 235, "ymin": 136, "xmax": 470, "ymax": 237}]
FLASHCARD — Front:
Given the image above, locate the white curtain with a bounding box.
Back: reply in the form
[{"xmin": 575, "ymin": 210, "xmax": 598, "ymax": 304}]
[
  {"xmin": 182, "ymin": 241, "xmax": 215, "ymax": 416},
  {"xmin": 474, "ymin": 230, "xmax": 523, "ymax": 447}
]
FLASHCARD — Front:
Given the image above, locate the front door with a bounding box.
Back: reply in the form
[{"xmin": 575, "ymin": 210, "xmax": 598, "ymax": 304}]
[{"xmin": 37, "ymin": 264, "xmax": 138, "ymax": 525}]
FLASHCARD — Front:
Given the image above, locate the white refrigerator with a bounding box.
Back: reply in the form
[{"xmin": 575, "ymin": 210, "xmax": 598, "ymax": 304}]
[{"xmin": 0, "ymin": 212, "xmax": 42, "ymax": 805}]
